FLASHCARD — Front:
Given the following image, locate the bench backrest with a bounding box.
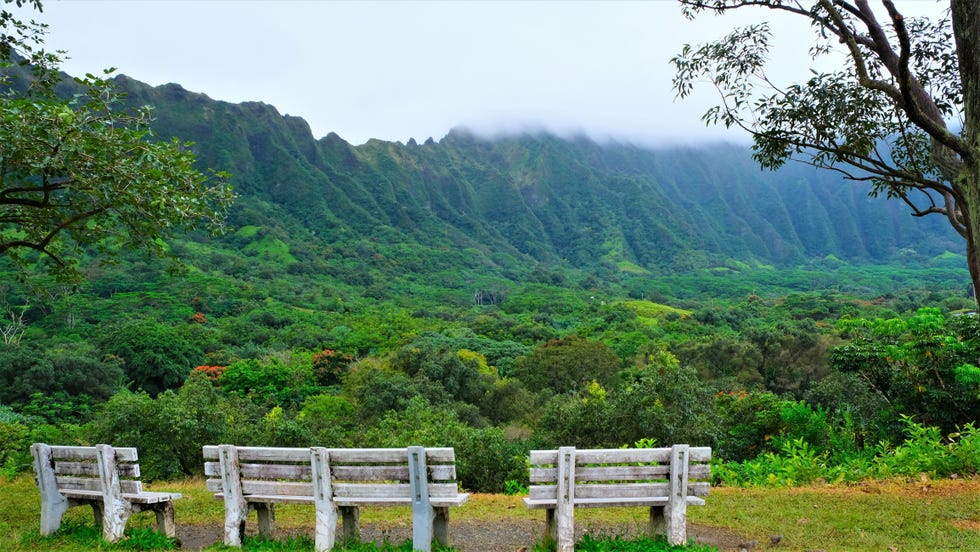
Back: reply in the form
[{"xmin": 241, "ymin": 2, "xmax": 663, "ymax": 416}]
[
  {"xmin": 202, "ymin": 446, "xmax": 462, "ymax": 502},
  {"xmin": 32, "ymin": 443, "xmax": 144, "ymax": 495},
  {"xmin": 528, "ymin": 445, "xmax": 711, "ymax": 502}
]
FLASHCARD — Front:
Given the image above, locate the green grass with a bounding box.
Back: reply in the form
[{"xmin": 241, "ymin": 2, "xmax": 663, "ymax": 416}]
[{"xmin": 5, "ymin": 475, "xmax": 980, "ymax": 550}]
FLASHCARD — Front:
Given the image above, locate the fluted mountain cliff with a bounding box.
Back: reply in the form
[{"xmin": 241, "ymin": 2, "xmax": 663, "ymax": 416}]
[{"xmin": 115, "ymin": 76, "xmax": 961, "ymax": 277}]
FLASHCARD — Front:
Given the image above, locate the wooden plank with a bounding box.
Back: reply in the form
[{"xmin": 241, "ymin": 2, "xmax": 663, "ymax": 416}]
[
  {"xmin": 533, "ymin": 464, "xmax": 708, "ymax": 484},
  {"xmin": 233, "ymin": 447, "xmax": 312, "ymax": 462},
  {"xmin": 528, "ymin": 486, "xmax": 558, "ymax": 500},
  {"xmin": 122, "ymin": 491, "xmax": 183, "ymax": 504},
  {"xmin": 528, "ymin": 481, "xmax": 709, "ymax": 500},
  {"xmin": 204, "ymin": 445, "xmax": 312, "ymax": 463},
  {"xmin": 49, "ymin": 445, "xmax": 139, "ymax": 463},
  {"xmin": 327, "ymin": 448, "xmax": 409, "ymax": 463},
  {"xmin": 330, "ymin": 464, "xmax": 457, "ymax": 482},
  {"xmin": 54, "ymin": 477, "xmax": 103, "ymax": 492},
  {"xmin": 240, "ymin": 481, "xmax": 314, "ymax": 497},
  {"xmin": 238, "ymin": 463, "xmax": 313, "ymax": 481},
  {"xmin": 333, "ymin": 483, "xmax": 412, "ymax": 499},
  {"xmin": 573, "ymin": 449, "xmax": 673, "ymax": 464},
  {"xmin": 58, "ymin": 489, "xmax": 104, "ymax": 500},
  {"xmin": 573, "ymin": 466, "xmax": 671, "ymax": 482},
  {"xmin": 526, "ymin": 495, "xmax": 705, "ymax": 509},
  {"xmin": 332, "ymin": 482, "xmax": 462, "ymax": 499},
  {"xmin": 328, "ymin": 447, "xmax": 454, "ymax": 463},
  {"xmin": 432, "ymin": 494, "xmax": 469, "ymax": 507},
  {"xmin": 48, "ymin": 446, "xmax": 98, "ymax": 460},
  {"xmin": 238, "ymin": 494, "xmax": 316, "ymax": 505},
  {"xmin": 427, "ymin": 465, "xmax": 457, "ymax": 481},
  {"xmin": 204, "ymin": 445, "xmax": 458, "ymax": 464},
  {"xmin": 331, "ymin": 465, "xmax": 411, "ymax": 481},
  {"xmin": 54, "ymin": 462, "xmax": 99, "ymax": 476},
  {"xmin": 530, "ymin": 447, "xmax": 711, "ymax": 466},
  {"xmin": 529, "ymin": 450, "xmax": 558, "ymax": 465}
]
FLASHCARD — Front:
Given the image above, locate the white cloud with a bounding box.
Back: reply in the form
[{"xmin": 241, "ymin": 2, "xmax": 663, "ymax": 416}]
[{"xmin": 27, "ymin": 0, "xmax": 946, "ymax": 146}]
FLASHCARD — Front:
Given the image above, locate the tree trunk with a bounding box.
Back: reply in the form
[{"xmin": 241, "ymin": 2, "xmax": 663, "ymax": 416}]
[{"xmin": 952, "ymin": 0, "xmax": 980, "ymax": 303}]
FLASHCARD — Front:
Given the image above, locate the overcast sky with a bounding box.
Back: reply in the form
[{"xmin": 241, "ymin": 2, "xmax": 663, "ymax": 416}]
[{"xmin": 25, "ymin": 0, "xmax": 946, "ymax": 146}]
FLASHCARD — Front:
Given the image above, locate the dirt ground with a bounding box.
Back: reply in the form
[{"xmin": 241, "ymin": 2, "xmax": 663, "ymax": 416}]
[{"xmin": 176, "ymin": 519, "xmax": 748, "ymax": 551}]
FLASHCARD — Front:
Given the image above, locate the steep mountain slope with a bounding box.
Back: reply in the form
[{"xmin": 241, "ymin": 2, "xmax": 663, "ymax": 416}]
[{"xmin": 115, "ymin": 77, "xmax": 962, "ymax": 275}]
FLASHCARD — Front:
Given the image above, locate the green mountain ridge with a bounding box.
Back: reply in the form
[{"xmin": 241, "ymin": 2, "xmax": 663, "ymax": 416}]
[{"xmin": 114, "ymin": 76, "xmax": 962, "ymax": 278}]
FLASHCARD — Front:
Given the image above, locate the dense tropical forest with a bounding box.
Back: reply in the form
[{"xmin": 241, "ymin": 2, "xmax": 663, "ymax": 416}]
[{"xmin": 2, "ymin": 72, "xmax": 979, "ymax": 493}]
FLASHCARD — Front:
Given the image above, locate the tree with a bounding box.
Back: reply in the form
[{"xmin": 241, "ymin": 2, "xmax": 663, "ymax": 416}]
[
  {"xmin": 830, "ymin": 308, "xmax": 980, "ymax": 434},
  {"xmin": 511, "ymin": 334, "xmax": 621, "ymax": 396},
  {"xmin": 672, "ymin": 1, "xmax": 980, "ymax": 296},
  {"xmin": 1, "ymin": 1, "xmax": 233, "ymax": 283}
]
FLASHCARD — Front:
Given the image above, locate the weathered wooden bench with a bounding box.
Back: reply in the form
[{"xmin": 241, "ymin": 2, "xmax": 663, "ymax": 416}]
[
  {"xmin": 525, "ymin": 444, "xmax": 711, "ymax": 551},
  {"xmin": 30, "ymin": 443, "xmax": 182, "ymax": 543},
  {"xmin": 203, "ymin": 445, "xmax": 469, "ymax": 552}
]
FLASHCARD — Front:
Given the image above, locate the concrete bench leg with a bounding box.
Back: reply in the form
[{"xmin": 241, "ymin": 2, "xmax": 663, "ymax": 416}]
[
  {"xmin": 649, "ymin": 505, "xmax": 666, "ymax": 536},
  {"xmin": 340, "ymin": 506, "xmax": 360, "ymax": 542},
  {"xmin": 255, "ymin": 503, "xmax": 276, "ymax": 538},
  {"xmin": 544, "ymin": 508, "xmax": 557, "ymax": 542},
  {"xmin": 151, "ymin": 502, "xmax": 177, "ymax": 538},
  {"xmin": 32, "ymin": 443, "xmax": 71, "ymax": 536},
  {"xmin": 433, "ymin": 507, "xmax": 450, "ymax": 547}
]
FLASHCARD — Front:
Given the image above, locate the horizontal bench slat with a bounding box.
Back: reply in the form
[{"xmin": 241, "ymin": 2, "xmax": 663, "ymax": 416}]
[
  {"xmin": 55, "ymin": 462, "xmax": 142, "ymax": 479},
  {"xmin": 239, "ymin": 463, "xmax": 312, "ymax": 480},
  {"xmin": 212, "ymin": 493, "xmax": 316, "ymax": 505},
  {"xmin": 524, "ymin": 495, "xmax": 706, "ymax": 509},
  {"xmin": 212, "ymin": 446, "xmax": 313, "ymax": 462},
  {"xmin": 122, "ymin": 491, "xmax": 183, "ymax": 504},
  {"xmin": 56, "ymin": 477, "xmax": 143, "ymax": 494},
  {"xmin": 240, "ymin": 481, "xmax": 314, "ymax": 497},
  {"xmin": 330, "ymin": 464, "xmax": 457, "ymax": 482},
  {"xmin": 206, "ymin": 479, "xmax": 223, "ymax": 493},
  {"xmin": 209, "ymin": 492, "xmax": 469, "ymax": 508},
  {"xmin": 328, "ymin": 447, "xmax": 456, "ymax": 464},
  {"xmin": 332, "ymin": 482, "xmax": 463, "ymax": 500},
  {"xmin": 204, "ymin": 464, "xmax": 458, "ymax": 483},
  {"xmin": 528, "ymin": 481, "xmax": 710, "ymax": 501},
  {"xmin": 48, "ymin": 446, "xmax": 139, "ymax": 463},
  {"xmin": 530, "ymin": 464, "xmax": 710, "ymax": 483},
  {"xmin": 203, "ymin": 446, "xmax": 458, "ymax": 464},
  {"xmin": 529, "ymin": 447, "xmax": 711, "ymax": 465}
]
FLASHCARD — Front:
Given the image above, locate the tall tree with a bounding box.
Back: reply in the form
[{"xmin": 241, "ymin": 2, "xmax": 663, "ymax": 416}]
[
  {"xmin": 0, "ymin": 0, "xmax": 233, "ymax": 283},
  {"xmin": 672, "ymin": 1, "xmax": 978, "ymax": 295}
]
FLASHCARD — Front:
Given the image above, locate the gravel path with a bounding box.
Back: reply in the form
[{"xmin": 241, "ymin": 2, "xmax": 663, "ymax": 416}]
[{"xmin": 177, "ymin": 520, "xmax": 746, "ymax": 551}]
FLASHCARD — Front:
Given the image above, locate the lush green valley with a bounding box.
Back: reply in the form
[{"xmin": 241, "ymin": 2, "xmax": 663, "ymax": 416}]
[{"xmin": 2, "ymin": 74, "xmax": 979, "ymax": 496}]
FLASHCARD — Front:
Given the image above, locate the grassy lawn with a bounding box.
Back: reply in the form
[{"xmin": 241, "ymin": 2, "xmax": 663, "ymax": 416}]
[{"xmin": 4, "ymin": 474, "xmax": 980, "ymax": 550}]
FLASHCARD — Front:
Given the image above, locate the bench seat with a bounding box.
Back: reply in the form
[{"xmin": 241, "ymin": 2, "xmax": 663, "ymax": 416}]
[
  {"xmin": 524, "ymin": 495, "xmax": 706, "ymax": 509},
  {"xmin": 60, "ymin": 489, "xmax": 181, "ymax": 505}
]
